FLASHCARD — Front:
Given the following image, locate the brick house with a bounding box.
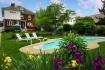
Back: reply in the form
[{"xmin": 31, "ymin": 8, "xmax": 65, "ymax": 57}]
[{"xmin": 2, "ymin": 3, "xmax": 36, "ymax": 31}]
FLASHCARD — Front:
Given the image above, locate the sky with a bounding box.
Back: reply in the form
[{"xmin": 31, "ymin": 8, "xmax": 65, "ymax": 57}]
[{"xmin": 0, "ymin": 0, "xmax": 103, "ymax": 20}]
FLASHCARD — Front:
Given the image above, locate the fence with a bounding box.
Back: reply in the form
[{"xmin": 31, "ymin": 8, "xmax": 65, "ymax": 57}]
[{"xmin": 0, "ymin": 27, "xmax": 4, "ymax": 32}]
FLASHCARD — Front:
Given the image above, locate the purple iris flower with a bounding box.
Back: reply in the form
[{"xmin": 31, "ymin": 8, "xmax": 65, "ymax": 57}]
[
  {"xmin": 54, "ymin": 58, "xmax": 62, "ymax": 70},
  {"xmin": 67, "ymin": 42, "xmax": 74, "ymax": 49},
  {"xmin": 67, "ymin": 42, "xmax": 84, "ymax": 64},
  {"xmin": 93, "ymin": 65, "xmax": 103, "ymax": 70},
  {"xmin": 72, "ymin": 49, "xmax": 83, "ymax": 64},
  {"xmin": 92, "ymin": 56, "xmax": 104, "ymax": 65},
  {"xmin": 95, "ymin": 56, "xmax": 104, "ymax": 64},
  {"xmin": 74, "ymin": 50, "xmax": 81, "ymax": 56},
  {"xmin": 92, "ymin": 56, "xmax": 104, "ymax": 70},
  {"xmin": 72, "ymin": 47, "xmax": 77, "ymax": 54},
  {"xmin": 76, "ymin": 54, "xmax": 83, "ymax": 64}
]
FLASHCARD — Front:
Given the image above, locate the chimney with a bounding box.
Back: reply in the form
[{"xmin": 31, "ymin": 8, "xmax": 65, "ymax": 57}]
[{"xmin": 11, "ymin": 3, "xmax": 15, "ymax": 7}]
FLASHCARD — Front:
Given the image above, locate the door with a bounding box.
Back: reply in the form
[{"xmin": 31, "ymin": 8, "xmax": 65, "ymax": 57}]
[{"xmin": 21, "ymin": 21, "xmax": 25, "ymax": 29}]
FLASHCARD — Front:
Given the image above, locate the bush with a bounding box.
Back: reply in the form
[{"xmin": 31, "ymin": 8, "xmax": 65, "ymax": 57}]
[
  {"xmin": 73, "ymin": 17, "xmax": 96, "ymax": 35},
  {"xmin": 42, "ymin": 24, "xmax": 55, "ymax": 32},
  {"xmin": 56, "ymin": 33, "xmax": 87, "ymax": 69},
  {"xmin": 96, "ymin": 26, "xmax": 105, "ymax": 36},
  {"xmin": 36, "ymin": 31, "xmax": 56, "ymax": 37},
  {"xmin": 63, "ymin": 24, "xmax": 72, "ymax": 32},
  {"xmin": 5, "ymin": 26, "xmax": 21, "ymax": 32},
  {"xmin": 56, "ymin": 28, "xmax": 64, "ymax": 35},
  {"xmin": 96, "ymin": 17, "xmax": 105, "ymax": 25}
]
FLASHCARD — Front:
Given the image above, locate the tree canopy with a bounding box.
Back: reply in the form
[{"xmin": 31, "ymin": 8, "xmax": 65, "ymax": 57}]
[
  {"xmin": 73, "ymin": 17, "xmax": 96, "ymax": 35},
  {"xmin": 34, "ymin": 3, "xmax": 75, "ymax": 32}
]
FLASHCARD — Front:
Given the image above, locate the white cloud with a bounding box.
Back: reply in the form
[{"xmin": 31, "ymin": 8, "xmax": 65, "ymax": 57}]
[
  {"xmin": 76, "ymin": 10, "xmax": 84, "ymax": 16},
  {"xmin": 0, "ymin": 0, "xmax": 22, "ymax": 5},
  {"xmin": 51, "ymin": 0, "xmax": 61, "ymax": 4},
  {"xmin": 0, "ymin": 0, "xmax": 4, "ymax": 2},
  {"xmin": 78, "ymin": 0, "xmax": 102, "ymax": 12},
  {"xmin": 78, "ymin": 0, "xmax": 102, "ymax": 9}
]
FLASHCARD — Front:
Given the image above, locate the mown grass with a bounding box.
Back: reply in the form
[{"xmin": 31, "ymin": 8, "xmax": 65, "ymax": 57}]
[
  {"xmin": 0, "ymin": 32, "xmax": 40, "ymax": 60},
  {"xmin": 0, "ymin": 31, "xmax": 62, "ymax": 60},
  {"xmin": 88, "ymin": 41, "xmax": 105, "ymax": 57}
]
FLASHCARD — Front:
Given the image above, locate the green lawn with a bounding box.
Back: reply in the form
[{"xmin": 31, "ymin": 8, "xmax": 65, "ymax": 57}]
[
  {"xmin": 88, "ymin": 42, "xmax": 105, "ymax": 57},
  {"xmin": 0, "ymin": 32, "xmax": 42, "ymax": 60},
  {"xmin": 0, "ymin": 32, "xmax": 62, "ymax": 60}
]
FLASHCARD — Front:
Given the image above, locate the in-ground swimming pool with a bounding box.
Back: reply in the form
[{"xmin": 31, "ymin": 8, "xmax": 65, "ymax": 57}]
[{"xmin": 34, "ymin": 37, "xmax": 105, "ymax": 50}]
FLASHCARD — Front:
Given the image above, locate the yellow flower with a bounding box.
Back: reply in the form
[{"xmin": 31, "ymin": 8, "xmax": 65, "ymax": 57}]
[
  {"xmin": 5, "ymin": 66, "xmax": 8, "ymax": 69},
  {"xmin": 71, "ymin": 60, "xmax": 78, "ymax": 67},
  {"xmin": 6, "ymin": 63, "xmax": 11, "ymax": 66},
  {"xmin": 37, "ymin": 55, "xmax": 41, "ymax": 59},
  {"xmin": 4, "ymin": 56, "xmax": 12, "ymax": 63},
  {"xmin": 28, "ymin": 55, "xmax": 35, "ymax": 60},
  {"xmin": 46, "ymin": 61, "xmax": 48, "ymax": 64}
]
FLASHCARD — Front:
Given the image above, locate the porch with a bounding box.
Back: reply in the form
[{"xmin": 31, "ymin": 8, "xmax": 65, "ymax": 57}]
[{"xmin": 4, "ymin": 19, "xmax": 35, "ymax": 31}]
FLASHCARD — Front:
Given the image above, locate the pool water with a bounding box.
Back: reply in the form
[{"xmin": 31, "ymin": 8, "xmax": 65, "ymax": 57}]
[
  {"xmin": 82, "ymin": 37, "xmax": 105, "ymax": 42},
  {"xmin": 43, "ymin": 38, "xmax": 63, "ymax": 49},
  {"xmin": 39, "ymin": 37, "xmax": 105, "ymax": 50}
]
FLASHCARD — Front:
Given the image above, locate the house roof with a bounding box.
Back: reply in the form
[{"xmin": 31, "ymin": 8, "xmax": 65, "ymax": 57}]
[
  {"xmin": 2, "ymin": 4, "xmax": 34, "ymax": 15},
  {"xmin": 91, "ymin": 14, "xmax": 105, "ymax": 22}
]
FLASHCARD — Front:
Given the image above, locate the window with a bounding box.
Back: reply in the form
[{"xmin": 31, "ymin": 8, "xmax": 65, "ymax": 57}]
[
  {"xmin": 27, "ymin": 22, "xmax": 32, "ymax": 26},
  {"xmin": 21, "ymin": 15, "xmax": 24, "ymax": 19},
  {"xmin": 10, "ymin": 11, "xmax": 16, "ymax": 13},
  {"xmin": 20, "ymin": 7, "xmax": 24, "ymax": 12},
  {"xmin": 28, "ymin": 16, "xmax": 31, "ymax": 20}
]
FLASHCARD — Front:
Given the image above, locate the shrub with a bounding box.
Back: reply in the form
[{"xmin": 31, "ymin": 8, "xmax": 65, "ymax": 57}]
[
  {"xmin": 36, "ymin": 31, "xmax": 56, "ymax": 37},
  {"xmin": 11, "ymin": 33, "xmax": 17, "ymax": 39},
  {"xmin": 56, "ymin": 33, "xmax": 87, "ymax": 69},
  {"xmin": 42, "ymin": 24, "xmax": 55, "ymax": 32},
  {"xmin": 63, "ymin": 24, "xmax": 72, "ymax": 32},
  {"xmin": 73, "ymin": 17, "xmax": 96, "ymax": 35},
  {"xmin": 56, "ymin": 28, "xmax": 64, "ymax": 35},
  {"xmin": 96, "ymin": 26, "xmax": 105, "ymax": 36},
  {"xmin": 5, "ymin": 26, "xmax": 21, "ymax": 32},
  {"xmin": 96, "ymin": 17, "xmax": 105, "ymax": 25}
]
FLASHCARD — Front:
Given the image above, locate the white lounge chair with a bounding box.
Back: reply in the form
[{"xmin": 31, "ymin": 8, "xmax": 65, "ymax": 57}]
[
  {"xmin": 25, "ymin": 33, "xmax": 41, "ymax": 42},
  {"xmin": 25, "ymin": 33, "xmax": 33, "ymax": 39},
  {"xmin": 32, "ymin": 32, "xmax": 43, "ymax": 39},
  {"xmin": 32, "ymin": 32, "xmax": 47, "ymax": 41},
  {"xmin": 16, "ymin": 33, "xmax": 28, "ymax": 41}
]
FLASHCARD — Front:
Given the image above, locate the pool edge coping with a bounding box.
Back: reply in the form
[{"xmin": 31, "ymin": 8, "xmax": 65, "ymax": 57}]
[{"xmin": 19, "ymin": 38, "xmax": 105, "ymax": 54}]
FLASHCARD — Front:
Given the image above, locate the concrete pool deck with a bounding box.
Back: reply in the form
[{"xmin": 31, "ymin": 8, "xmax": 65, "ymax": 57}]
[{"xmin": 19, "ymin": 38, "xmax": 105, "ymax": 54}]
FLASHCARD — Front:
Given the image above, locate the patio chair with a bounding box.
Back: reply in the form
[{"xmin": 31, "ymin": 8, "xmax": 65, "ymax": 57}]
[
  {"xmin": 25, "ymin": 33, "xmax": 33, "ymax": 39},
  {"xmin": 32, "ymin": 32, "xmax": 47, "ymax": 41},
  {"xmin": 16, "ymin": 33, "xmax": 28, "ymax": 41},
  {"xmin": 25, "ymin": 33, "xmax": 41, "ymax": 42}
]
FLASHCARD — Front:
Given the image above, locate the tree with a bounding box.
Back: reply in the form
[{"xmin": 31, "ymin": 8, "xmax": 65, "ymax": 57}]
[
  {"xmin": 98, "ymin": 0, "xmax": 105, "ymax": 25},
  {"xmin": 99, "ymin": 0, "xmax": 105, "ymax": 15},
  {"xmin": 34, "ymin": 3, "xmax": 75, "ymax": 32},
  {"xmin": 47, "ymin": 4, "xmax": 75, "ymax": 29},
  {"xmin": 63, "ymin": 24, "xmax": 72, "ymax": 32},
  {"xmin": 73, "ymin": 17, "xmax": 96, "ymax": 35}
]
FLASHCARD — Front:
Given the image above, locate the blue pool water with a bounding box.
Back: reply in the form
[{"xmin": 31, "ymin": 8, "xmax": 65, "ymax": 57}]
[{"xmin": 43, "ymin": 37, "xmax": 105, "ymax": 50}]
